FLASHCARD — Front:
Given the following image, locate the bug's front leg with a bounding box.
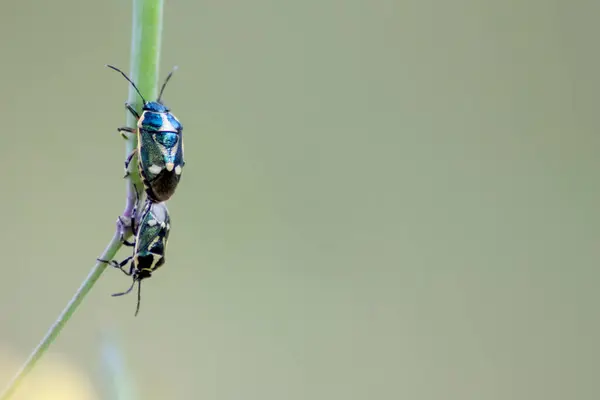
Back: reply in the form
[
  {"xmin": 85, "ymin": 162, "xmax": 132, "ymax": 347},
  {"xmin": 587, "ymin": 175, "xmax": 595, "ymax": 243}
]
[
  {"xmin": 117, "ymin": 126, "xmax": 136, "ymax": 140},
  {"xmin": 125, "ymin": 102, "xmax": 140, "ymax": 120},
  {"xmin": 97, "ymin": 256, "xmax": 134, "ymax": 276},
  {"xmin": 122, "ymin": 238, "xmax": 135, "ymax": 247}
]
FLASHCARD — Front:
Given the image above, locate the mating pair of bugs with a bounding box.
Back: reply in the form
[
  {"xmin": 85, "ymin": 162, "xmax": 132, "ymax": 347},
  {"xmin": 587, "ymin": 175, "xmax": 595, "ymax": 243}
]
[{"xmin": 98, "ymin": 64, "xmax": 185, "ymax": 316}]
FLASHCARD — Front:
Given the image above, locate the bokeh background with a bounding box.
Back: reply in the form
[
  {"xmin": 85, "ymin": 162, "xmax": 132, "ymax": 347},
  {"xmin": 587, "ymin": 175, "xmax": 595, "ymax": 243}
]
[{"xmin": 0, "ymin": 0, "xmax": 599, "ymax": 399}]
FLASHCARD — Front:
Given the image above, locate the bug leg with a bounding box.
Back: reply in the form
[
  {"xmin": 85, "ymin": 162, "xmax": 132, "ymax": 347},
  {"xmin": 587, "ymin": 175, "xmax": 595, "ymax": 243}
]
[
  {"xmin": 117, "ymin": 263, "xmax": 136, "ymax": 277},
  {"xmin": 125, "ymin": 102, "xmax": 140, "ymax": 120},
  {"xmin": 123, "ymin": 149, "xmax": 138, "ymax": 178},
  {"xmin": 117, "ymin": 126, "xmax": 136, "ymax": 140},
  {"xmin": 113, "ymin": 256, "xmax": 133, "ymax": 272},
  {"xmin": 117, "ymin": 227, "xmax": 135, "ymax": 246},
  {"xmin": 97, "ymin": 257, "xmax": 119, "ymax": 268},
  {"xmin": 97, "ymin": 256, "xmax": 133, "ymax": 275}
]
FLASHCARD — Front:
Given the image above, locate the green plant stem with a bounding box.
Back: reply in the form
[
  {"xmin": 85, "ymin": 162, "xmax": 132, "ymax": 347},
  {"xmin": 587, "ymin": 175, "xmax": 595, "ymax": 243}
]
[
  {"xmin": 0, "ymin": 237, "xmax": 120, "ymax": 400},
  {"xmin": 0, "ymin": 0, "xmax": 163, "ymax": 398},
  {"xmin": 124, "ymin": 0, "xmax": 164, "ymax": 212}
]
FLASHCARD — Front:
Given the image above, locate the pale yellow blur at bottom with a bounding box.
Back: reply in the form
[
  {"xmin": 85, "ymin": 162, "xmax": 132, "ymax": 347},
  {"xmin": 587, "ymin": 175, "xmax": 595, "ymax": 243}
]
[{"xmin": 0, "ymin": 345, "xmax": 98, "ymax": 400}]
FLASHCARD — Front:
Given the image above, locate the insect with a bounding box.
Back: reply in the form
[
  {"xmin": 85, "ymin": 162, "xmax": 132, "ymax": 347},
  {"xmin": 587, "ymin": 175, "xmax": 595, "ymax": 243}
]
[
  {"xmin": 107, "ymin": 64, "xmax": 185, "ymax": 203},
  {"xmin": 98, "ymin": 199, "xmax": 171, "ymax": 316}
]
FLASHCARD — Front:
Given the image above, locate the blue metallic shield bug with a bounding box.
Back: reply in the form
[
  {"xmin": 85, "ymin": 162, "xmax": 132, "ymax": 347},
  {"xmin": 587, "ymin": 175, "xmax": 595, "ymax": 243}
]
[
  {"xmin": 98, "ymin": 200, "xmax": 171, "ymax": 316},
  {"xmin": 107, "ymin": 65, "xmax": 185, "ymax": 203}
]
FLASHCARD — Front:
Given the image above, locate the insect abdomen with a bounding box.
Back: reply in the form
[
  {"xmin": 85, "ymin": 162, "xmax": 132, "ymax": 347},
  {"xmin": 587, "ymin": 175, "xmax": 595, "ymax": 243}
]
[{"xmin": 139, "ymin": 167, "xmax": 181, "ymax": 203}]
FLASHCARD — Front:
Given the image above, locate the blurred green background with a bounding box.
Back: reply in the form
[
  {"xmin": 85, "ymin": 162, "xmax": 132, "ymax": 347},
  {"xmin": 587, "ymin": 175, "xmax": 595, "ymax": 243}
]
[{"xmin": 0, "ymin": 0, "xmax": 599, "ymax": 399}]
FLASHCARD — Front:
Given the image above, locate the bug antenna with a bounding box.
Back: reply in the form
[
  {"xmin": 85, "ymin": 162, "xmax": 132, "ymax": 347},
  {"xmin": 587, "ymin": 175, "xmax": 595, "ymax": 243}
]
[
  {"xmin": 112, "ymin": 278, "xmax": 136, "ymax": 297},
  {"xmin": 157, "ymin": 66, "xmax": 179, "ymax": 104},
  {"xmin": 134, "ymin": 280, "xmax": 142, "ymax": 316},
  {"xmin": 106, "ymin": 64, "xmax": 147, "ymax": 104}
]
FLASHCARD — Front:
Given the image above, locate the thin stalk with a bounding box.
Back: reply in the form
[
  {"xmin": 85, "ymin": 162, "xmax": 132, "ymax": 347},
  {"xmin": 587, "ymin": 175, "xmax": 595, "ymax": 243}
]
[
  {"xmin": 0, "ymin": 236, "xmax": 121, "ymax": 400},
  {"xmin": 123, "ymin": 0, "xmax": 164, "ymax": 216},
  {"xmin": 0, "ymin": 0, "xmax": 164, "ymax": 398}
]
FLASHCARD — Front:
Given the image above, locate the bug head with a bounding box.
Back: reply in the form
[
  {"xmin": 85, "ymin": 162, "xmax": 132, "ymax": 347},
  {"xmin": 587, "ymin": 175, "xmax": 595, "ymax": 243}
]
[
  {"xmin": 136, "ymin": 268, "xmax": 153, "ymax": 280},
  {"xmin": 143, "ymin": 101, "xmax": 169, "ymax": 113}
]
